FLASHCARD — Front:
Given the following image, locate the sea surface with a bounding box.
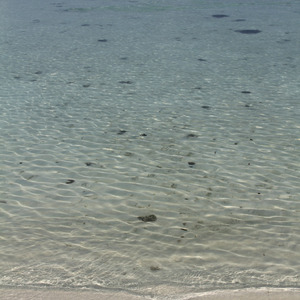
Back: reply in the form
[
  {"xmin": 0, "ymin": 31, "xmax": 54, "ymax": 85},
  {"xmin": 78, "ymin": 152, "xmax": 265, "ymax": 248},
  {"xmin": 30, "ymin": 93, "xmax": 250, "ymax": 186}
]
[{"xmin": 0, "ymin": 0, "xmax": 299, "ymax": 298}]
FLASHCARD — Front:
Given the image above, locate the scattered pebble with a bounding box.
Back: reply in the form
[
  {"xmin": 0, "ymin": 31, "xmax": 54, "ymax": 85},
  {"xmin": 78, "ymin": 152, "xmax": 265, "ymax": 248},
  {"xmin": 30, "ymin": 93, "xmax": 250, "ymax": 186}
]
[
  {"xmin": 117, "ymin": 130, "xmax": 127, "ymax": 135},
  {"xmin": 65, "ymin": 179, "xmax": 75, "ymax": 184},
  {"xmin": 235, "ymin": 29, "xmax": 261, "ymax": 34},
  {"xmin": 212, "ymin": 14, "xmax": 229, "ymax": 18},
  {"xmin": 119, "ymin": 80, "xmax": 133, "ymax": 84},
  {"xmin": 138, "ymin": 215, "xmax": 157, "ymax": 222},
  {"xmin": 186, "ymin": 133, "xmax": 198, "ymax": 138}
]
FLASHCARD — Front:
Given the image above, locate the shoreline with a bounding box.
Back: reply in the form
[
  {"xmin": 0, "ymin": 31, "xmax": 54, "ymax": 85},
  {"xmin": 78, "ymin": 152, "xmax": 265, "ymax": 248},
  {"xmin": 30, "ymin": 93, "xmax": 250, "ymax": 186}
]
[{"xmin": 1, "ymin": 287, "xmax": 299, "ymax": 300}]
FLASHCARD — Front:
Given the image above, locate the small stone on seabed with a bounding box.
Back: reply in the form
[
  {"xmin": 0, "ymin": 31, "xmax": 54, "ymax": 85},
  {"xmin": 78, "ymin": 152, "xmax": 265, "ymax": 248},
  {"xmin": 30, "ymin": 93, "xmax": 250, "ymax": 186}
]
[
  {"xmin": 138, "ymin": 215, "xmax": 157, "ymax": 222},
  {"xmin": 186, "ymin": 133, "xmax": 198, "ymax": 138},
  {"xmin": 66, "ymin": 179, "xmax": 75, "ymax": 184},
  {"xmin": 119, "ymin": 80, "xmax": 133, "ymax": 84},
  {"xmin": 117, "ymin": 130, "xmax": 127, "ymax": 135},
  {"xmin": 235, "ymin": 29, "xmax": 261, "ymax": 34},
  {"xmin": 212, "ymin": 14, "xmax": 229, "ymax": 18}
]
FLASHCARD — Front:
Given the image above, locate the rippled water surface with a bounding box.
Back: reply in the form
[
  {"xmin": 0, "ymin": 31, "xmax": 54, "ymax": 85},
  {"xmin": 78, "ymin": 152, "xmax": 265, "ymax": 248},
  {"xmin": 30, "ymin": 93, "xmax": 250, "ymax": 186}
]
[{"xmin": 0, "ymin": 0, "xmax": 299, "ymax": 298}]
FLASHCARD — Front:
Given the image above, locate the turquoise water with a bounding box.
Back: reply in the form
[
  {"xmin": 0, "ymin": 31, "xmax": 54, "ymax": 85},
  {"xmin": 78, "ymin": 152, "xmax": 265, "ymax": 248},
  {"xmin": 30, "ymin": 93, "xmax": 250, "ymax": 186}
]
[{"xmin": 0, "ymin": 0, "xmax": 299, "ymax": 298}]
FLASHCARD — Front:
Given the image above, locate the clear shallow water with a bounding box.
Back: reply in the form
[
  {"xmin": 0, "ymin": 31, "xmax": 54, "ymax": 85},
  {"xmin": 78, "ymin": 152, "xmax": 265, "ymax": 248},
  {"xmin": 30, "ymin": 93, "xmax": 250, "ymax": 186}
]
[{"xmin": 0, "ymin": 0, "xmax": 299, "ymax": 298}]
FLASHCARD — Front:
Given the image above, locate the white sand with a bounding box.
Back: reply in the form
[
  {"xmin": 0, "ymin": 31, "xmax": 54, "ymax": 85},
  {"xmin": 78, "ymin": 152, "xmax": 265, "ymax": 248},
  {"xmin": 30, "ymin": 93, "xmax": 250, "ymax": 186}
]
[
  {"xmin": 187, "ymin": 288, "xmax": 300, "ymax": 300},
  {"xmin": 1, "ymin": 288, "xmax": 300, "ymax": 300}
]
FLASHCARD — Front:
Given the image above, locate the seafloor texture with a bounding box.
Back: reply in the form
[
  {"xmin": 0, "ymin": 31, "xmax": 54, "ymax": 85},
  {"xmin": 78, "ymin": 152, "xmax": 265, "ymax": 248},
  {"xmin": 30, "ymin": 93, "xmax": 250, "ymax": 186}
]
[{"xmin": 0, "ymin": 0, "xmax": 299, "ymax": 298}]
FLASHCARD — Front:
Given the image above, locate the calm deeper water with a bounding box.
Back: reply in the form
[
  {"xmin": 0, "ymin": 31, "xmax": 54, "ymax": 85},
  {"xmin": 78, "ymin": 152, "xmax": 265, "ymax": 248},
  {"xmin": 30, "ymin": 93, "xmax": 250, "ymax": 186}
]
[{"xmin": 0, "ymin": 0, "xmax": 299, "ymax": 298}]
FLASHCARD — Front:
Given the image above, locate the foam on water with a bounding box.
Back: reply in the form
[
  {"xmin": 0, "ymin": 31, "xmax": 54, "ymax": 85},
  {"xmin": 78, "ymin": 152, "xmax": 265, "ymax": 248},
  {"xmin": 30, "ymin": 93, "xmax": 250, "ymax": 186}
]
[{"xmin": 0, "ymin": 0, "xmax": 299, "ymax": 298}]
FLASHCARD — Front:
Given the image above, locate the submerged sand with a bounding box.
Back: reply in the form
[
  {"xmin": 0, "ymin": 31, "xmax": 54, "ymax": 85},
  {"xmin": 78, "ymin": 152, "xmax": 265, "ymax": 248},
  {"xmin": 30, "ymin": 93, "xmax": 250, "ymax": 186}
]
[{"xmin": 1, "ymin": 0, "xmax": 299, "ymax": 295}]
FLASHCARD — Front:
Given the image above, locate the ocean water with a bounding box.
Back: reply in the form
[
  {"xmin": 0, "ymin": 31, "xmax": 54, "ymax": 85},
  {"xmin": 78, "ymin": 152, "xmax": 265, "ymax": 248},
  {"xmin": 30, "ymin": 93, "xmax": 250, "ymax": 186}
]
[{"xmin": 0, "ymin": 0, "xmax": 299, "ymax": 298}]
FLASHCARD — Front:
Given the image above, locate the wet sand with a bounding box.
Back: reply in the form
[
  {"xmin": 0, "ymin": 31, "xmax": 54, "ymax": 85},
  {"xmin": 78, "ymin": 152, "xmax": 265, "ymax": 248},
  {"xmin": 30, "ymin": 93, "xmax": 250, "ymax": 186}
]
[{"xmin": 1, "ymin": 287, "xmax": 299, "ymax": 300}]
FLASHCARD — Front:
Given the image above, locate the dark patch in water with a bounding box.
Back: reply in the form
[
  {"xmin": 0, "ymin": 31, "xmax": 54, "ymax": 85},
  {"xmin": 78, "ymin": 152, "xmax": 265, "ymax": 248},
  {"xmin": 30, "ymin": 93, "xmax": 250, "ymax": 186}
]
[
  {"xmin": 235, "ymin": 29, "xmax": 261, "ymax": 34},
  {"xmin": 138, "ymin": 215, "xmax": 157, "ymax": 222},
  {"xmin": 66, "ymin": 179, "xmax": 75, "ymax": 184},
  {"xmin": 186, "ymin": 134, "xmax": 198, "ymax": 138},
  {"xmin": 117, "ymin": 130, "xmax": 127, "ymax": 135},
  {"xmin": 119, "ymin": 81, "xmax": 133, "ymax": 84},
  {"xmin": 212, "ymin": 14, "xmax": 229, "ymax": 18},
  {"xmin": 150, "ymin": 266, "xmax": 160, "ymax": 271}
]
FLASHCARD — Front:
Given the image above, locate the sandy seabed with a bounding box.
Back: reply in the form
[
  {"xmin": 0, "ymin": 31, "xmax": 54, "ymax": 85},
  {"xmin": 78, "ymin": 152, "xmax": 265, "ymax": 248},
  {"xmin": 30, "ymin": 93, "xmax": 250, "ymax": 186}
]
[{"xmin": 1, "ymin": 0, "xmax": 299, "ymax": 297}]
